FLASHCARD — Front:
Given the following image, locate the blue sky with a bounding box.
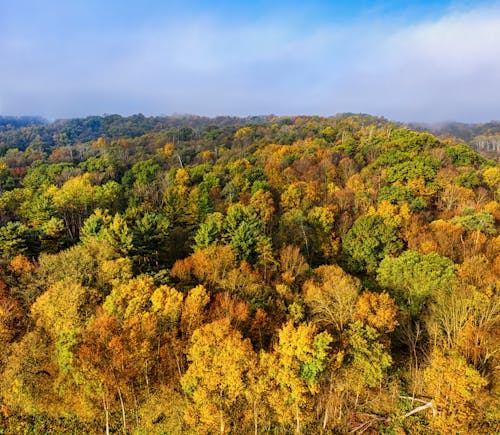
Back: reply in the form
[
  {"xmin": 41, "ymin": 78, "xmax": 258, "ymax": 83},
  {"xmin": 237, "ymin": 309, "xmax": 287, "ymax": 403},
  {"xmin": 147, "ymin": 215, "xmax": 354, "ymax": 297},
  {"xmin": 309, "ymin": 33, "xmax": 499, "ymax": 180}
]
[{"xmin": 1, "ymin": 0, "xmax": 499, "ymax": 121}]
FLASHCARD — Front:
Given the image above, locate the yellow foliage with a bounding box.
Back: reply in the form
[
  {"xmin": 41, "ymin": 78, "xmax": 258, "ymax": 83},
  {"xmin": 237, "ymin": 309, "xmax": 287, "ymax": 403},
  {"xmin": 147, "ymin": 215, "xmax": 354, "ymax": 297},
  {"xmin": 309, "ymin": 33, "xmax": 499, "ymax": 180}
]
[
  {"xmin": 31, "ymin": 281, "xmax": 99, "ymax": 337},
  {"xmin": 150, "ymin": 285, "xmax": 183, "ymax": 325},
  {"xmin": 375, "ymin": 200, "xmax": 411, "ymax": 224},
  {"xmin": 250, "ymin": 189, "xmax": 275, "ymax": 224},
  {"xmin": 92, "ymin": 137, "xmax": 106, "ymax": 148},
  {"xmin": 200, "ymin": 150, "xmax": 214, "ymax": 162},
  {"xmin": 163, "ymin": 142, "xmax": 174, "ymax": 157},
  {"xmin": 407, "ymin": 177, "xmax": 436, "ymax": 197},
  {"xmin": 424, "ymin": 349, "xmax": 488, "ymax": 433},
  {"xmin": 354, "ymin": 291, "xmax": 398, "ymax": 333},
  {"xmin": 175, "ymin": 168, "xmax": 190, "ymax": 185},
  {"xmin": 234, "ymin": 126, "xmax": 253, "ymax": 142},
  {"xmin": 303, "ymin": 265, "xmax": 360, "ymax": 331},
  {"xmin": 346, "ymin": 173, "xmax": 365, "ymax": 192},
  {"xmin": 181, "ymin": 318, "xmax": 255, "ymax": 433},
  {"xmin": 181, "ymin": 285, "xmax": 210, "ymax": 336},
  {"xmin": 483, "ymin": 166, "xmax": 500, "ymax": 189}
]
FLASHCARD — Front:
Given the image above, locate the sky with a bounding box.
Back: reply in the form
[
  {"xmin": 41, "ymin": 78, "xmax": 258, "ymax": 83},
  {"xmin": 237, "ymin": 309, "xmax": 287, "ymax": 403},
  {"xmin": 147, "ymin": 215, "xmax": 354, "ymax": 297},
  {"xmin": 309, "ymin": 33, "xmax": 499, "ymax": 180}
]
[{"xmin": 1, "ymin": 0, "xmax": 499, "ymax": 122}]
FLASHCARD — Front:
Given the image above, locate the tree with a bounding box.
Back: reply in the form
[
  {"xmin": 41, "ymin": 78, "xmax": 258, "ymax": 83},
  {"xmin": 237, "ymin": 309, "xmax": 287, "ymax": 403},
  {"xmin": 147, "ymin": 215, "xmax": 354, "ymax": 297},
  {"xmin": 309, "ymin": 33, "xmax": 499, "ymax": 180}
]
[
  {"xmin": 181, "ymin": 285, "xmax": 210, "ymax": 338},
  {"xmin": 342, "ymin": 213, "xmax": 403, "ymax": 274},
  {"xmin": 51, "ymin": 174, "xmax": 96, "ymax": 240},
  {"xmin": 0, "ymin": 281, "xmax": 25, "ymax": 346},
  {"xmin": 223, "ymin": 204, "xmax": 263, "ymax": 262},
  {"xmin": 353, "ymin": 291, "xmax": 398, "ymax": 334},
  {"xmin": 265, "ymin": 321, "xmax": 332, "ymax": 433},
  {"xmin": 344, "ymin": 321, "xmax": 392, "ymax": 394},
  {"xmin": 303, "ymin": 265, "xmax": 360, "ymax": 332},
  {"xmin": 103, "ymin": 214, "xmax": 133, "ymax": 256},
  {"xmin": 451, "ymin": 210, "xmax": 496, "ymax": 236},
  {"xmin": 131, "ymin": 212, "xmax": 170, "ymax": 270},
  {"xmin": 413, "ymin": 219, "xmax": 465, "ymax": 262},
  {"xmin": 0, "ymin": 221, "xmax": 40, "ymax": 259},
  {"xmin": 193, "ymin": 212, "xmax": 223, "ymax": 251},
  {"xmin": 278, "ymin": 245, "xmax": 309, "ymax": 285},
  {"xmin": 424, "ymin": 349, "xmax": 488, "ymax": 433},
  {"xmin": 181, "ymin": 318, "xmax": 256, "ymax": 433},
  {"xmin": 377, "ymin": 250, "xmax": 456, "ymax": 318},
  {"xmin": 377, "ymin": 249, "xmax": 457, "ymax": 394}
]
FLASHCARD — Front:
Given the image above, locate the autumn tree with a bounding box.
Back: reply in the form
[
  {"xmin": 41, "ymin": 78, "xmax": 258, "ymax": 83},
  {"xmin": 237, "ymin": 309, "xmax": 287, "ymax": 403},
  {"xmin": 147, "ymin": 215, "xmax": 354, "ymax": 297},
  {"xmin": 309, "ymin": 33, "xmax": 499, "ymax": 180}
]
[
  {"xmin": 303, "ymin": 265, "xmax": 360, "ymax": 332},
  {"xmin": 424, "ymin": 349, "xmax": 488, "ymax": 433},
  {"xmin": 181, "ymin": 318, "xmax": 256, "ymax": 433},
  {"xmin": 264, "ymin": 321, "xmax": 332, "ymax": 433}
]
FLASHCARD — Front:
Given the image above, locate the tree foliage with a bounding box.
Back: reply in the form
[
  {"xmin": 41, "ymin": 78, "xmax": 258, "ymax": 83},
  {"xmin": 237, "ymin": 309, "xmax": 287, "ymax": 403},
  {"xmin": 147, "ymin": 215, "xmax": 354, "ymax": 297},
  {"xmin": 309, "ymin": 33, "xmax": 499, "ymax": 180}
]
[{"xmin": 0, "ymin": 114, "xmax": 498, "ymax": 433}]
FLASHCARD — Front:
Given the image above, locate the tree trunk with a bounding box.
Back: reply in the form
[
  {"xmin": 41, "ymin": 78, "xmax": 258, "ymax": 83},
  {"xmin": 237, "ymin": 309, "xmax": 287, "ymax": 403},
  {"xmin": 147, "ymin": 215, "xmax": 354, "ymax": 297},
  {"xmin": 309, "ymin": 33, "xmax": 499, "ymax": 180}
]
[
  {"xmin": 322, "ymin": 407, "xmax": 329, "ymax": 431},
  {"xmin": 253, "ymin": 399, "xmax": 258, "ymax": 435},
  {"xmin": 117, "ymin": 385, "xmax": 127, "ymax": 432},
  {"xmin": 403, "ymin": 400, "xmax": 434, "ymax": 418},
  {"xmin": 295, "ymin": 403, "xmax": 301, "ymax": 433},
  {"xmin": 102, "ymin": 391, "xmax": 110, "ymax": 435},
  {"xmin": 220, "ymin": 410, "xmax": 225, "ymax": 433}
]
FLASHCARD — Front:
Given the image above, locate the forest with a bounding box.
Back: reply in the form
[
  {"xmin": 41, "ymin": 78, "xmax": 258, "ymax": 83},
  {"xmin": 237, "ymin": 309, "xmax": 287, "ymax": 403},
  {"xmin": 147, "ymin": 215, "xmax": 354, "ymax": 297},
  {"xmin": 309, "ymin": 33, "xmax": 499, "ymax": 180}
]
[{"xmin": 0, "ymin": 113, "xmax": 498, "ymax": 434}]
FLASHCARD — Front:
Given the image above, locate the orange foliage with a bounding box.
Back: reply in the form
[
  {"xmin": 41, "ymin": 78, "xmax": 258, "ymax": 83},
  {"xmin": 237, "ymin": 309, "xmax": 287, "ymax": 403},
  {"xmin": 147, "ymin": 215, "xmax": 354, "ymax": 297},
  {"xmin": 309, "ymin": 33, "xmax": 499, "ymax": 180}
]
[{"xmin": 8, "ymin": 254, "xmax": 36, "ymax": 276}]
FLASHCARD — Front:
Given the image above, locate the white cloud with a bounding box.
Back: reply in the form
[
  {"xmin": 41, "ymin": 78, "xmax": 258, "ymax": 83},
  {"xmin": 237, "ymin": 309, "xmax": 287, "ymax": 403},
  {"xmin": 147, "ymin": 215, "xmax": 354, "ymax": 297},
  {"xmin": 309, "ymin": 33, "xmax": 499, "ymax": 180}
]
[
  {"xmin": 331, "ymin": 5, "xmax": 500, "ymax": 121},
  {"xmin": 1, "ymin": 3, "xmax": 499, "ymax": 121}
]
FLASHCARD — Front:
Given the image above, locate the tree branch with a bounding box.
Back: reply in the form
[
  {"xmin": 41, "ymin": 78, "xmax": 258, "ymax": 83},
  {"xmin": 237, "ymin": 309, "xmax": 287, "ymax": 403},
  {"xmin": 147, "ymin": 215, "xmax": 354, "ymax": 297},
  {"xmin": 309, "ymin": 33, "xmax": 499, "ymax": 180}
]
[{"xmin": 403, "ymin": 400, "xmax": 434, "ymax": 418}]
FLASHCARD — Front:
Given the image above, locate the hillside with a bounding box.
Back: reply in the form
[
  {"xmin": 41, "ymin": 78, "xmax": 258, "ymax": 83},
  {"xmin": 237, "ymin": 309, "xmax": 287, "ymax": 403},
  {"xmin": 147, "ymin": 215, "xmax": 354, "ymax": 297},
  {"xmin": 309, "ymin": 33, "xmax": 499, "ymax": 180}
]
[
  {"xmin": 0, "ymin": 114, "xmax": 498, "ymax": 434},
  {"xmin": 410, "ymin": 121, "xmax": 500, "ymax": 158}
]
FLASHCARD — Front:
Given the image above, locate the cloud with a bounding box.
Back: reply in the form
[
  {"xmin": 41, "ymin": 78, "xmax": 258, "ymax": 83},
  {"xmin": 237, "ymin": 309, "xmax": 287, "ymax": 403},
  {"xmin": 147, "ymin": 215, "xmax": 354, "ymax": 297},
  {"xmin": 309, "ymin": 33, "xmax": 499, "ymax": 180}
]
[
  {"xmin": 331, "ymin": 4, "xmax": 500, "ymax": 121},
  {"xmin": 0, "ymin": 2, "xmax": 499, "ymax": 121}
]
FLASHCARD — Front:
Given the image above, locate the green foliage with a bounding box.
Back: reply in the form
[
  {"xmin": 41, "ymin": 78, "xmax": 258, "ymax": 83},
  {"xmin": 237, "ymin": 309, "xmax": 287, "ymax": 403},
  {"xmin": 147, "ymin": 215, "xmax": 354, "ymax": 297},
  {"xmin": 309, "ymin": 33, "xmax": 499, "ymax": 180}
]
[
  {"xmin": 377, "ymin": 250, "xmax": 456, "ymax": 317},
  {"xmin": 451, "ymin": 210, "xmax": 496, "ymax": 235},
  {"xmin": 389, "ymin": 128, "xmax": 440, "ymax": 153},
  {"xmin": 375, "ymin": 149, "xmax": 412, "ymax": 167},
  {"xmin": 342, "ymin": 213, "xmax": 403, "ymax": 274},
  {"xmin": 378, "ymin": 185, "xmax": 426, "ymax": 211},
  {"xmin": 131, "ymin": 212, "xmax": 171, "ymax": 269},
  {"xmin": 446, "ymin": 144, "xmax": 486, "ymax": 166},
  {"xmin": 0, "ymin": 222, "xmax": 40, "ymax": 259},
  {"xmin": 386, "ymin": 156, "xmax": 439, "ymax": 183},
  {"xmin": 104, "ymin": 214, "xmax": 134, "ymax": 255},
  {"xmin": 193, "ymin": 212, "xmax": 223, "ymax": 251},
  {"xmin": 122, "ymin": 159, "xmax": 160, "ymax": 187},
  {"xmin": 347, "ymin": 320, "xmax": 392, "ymax": 389},
  {"xmin": 223, "ymin": 204, "xmax": 263, "ymax": 261}
]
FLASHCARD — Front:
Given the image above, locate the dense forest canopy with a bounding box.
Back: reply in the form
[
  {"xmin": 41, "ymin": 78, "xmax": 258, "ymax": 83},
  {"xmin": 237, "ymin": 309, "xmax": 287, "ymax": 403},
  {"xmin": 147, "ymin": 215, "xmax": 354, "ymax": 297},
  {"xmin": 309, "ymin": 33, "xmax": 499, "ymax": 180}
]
[{"xmin": 0, "ymin": 113, "xmax": 498, "ymax": 433}]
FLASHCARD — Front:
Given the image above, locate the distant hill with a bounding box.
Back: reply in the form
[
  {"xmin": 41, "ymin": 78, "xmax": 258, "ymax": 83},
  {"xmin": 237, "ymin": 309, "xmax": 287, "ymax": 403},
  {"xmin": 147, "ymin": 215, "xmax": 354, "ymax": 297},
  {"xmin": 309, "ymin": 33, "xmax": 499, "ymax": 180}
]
[
  {"xmin": 0, "ymin": 114, "xmax": 273, "ymax": 154},
  {"xmin": 2, "ymin": 113, "xmax": 499, "ymax": 158},
  {"xmin": 408, "ymin": 121, "xmax": 500, "ymax": 157},
  {"xmin": 0, "ymin": 116, "xmax": 47, "ymax": 131}
]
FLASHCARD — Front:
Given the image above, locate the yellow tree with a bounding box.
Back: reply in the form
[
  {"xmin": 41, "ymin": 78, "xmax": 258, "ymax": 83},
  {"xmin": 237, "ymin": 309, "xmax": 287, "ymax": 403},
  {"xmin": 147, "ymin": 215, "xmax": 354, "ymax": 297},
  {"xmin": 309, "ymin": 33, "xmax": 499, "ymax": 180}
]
[
  {"xmin": 303, "ymin": 265, "xmax": 360, "ymax": 332},
  {"xmin": 424, "ymin": 349, "xmax": 488, "ymax": 433},
  {"xmin": 265, "ymin": 321, "xmax": 332, "ymax": 433},
  {"xmin": 353, "ymin": 291, "xmax": 399, "ymax": 334},
  {"xmin": 181, "ymin": 285, "xmax": 210, "ymax": 338},
  {"xmin": 180, "ymin": 318, "xmax": 256, "ymax": 433}
]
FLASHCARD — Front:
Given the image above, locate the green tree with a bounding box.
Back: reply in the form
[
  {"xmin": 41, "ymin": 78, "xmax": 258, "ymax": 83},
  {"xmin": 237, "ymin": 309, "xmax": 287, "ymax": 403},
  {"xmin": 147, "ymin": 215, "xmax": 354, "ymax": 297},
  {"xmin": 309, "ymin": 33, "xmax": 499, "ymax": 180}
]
[
  {"xmin": 0, "ymin": 221, "xmax": 40, "ymax": 259},
  {"xmin": 342, "ymin": 213, "xmax": 403, "ymax": 274},
  {"xmin": 377, "ymin": 250, "xmax": 456, "ymax": 318}
]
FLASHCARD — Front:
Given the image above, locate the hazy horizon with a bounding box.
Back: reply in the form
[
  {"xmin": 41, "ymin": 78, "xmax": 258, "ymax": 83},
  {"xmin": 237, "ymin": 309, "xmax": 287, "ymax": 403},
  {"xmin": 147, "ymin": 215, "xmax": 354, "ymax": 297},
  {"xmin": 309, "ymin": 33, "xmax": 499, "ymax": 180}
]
[
  {"xmin": 2, "ymin": 113, "xmax": 500, "ymax": 127},
  {"xmin": 2, "ymin": 0, "xmax": 500, "ymax": 123}
]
